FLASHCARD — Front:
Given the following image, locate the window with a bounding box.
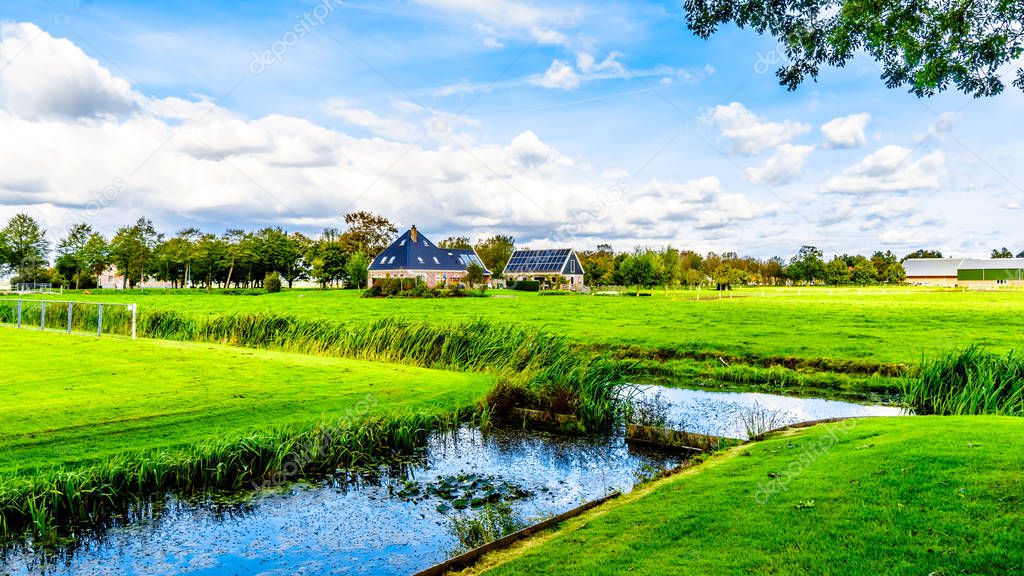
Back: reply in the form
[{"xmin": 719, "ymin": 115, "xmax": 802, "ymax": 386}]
[
  {"xmin": 433, "ymin": 257, "xmax": 440, "ymax": 264},
  {"xmin": 388, "ymin": 256, "xmax": 396, "ymax": 264},
  {"xmin": 399, "ymin": 239, "xmax": 405, "ymax": 246},
  {"xmin": 379, "ymin": 256, "xmax": 387, "ymax": 264},
  {"xmin": 417, "ymin": 257, "xmax": 424, "ymax": 264}
]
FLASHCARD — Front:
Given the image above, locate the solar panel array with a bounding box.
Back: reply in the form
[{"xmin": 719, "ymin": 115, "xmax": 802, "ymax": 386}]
[{"xmin": 504, "ymin": 249, "xmax": 571, "ymax": 273}]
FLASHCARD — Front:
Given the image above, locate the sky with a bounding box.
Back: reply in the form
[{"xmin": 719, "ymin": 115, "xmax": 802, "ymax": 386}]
[{"xmin": 1, "ymin": 0, "xmax": 1022, "ymax": 260}]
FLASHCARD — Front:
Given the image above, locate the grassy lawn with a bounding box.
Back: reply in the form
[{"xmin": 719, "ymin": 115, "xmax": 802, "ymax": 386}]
[
  {"xmin": 15, "ymin": 287, "xmax": 1024, "ymax": 365},
  {"xmin": 0, "ymin": 329, "xmax": 494, "ymax": 475},
  {"xmin": 466, "ymin": 416, "xmax": 1024, "ymax": 576}
]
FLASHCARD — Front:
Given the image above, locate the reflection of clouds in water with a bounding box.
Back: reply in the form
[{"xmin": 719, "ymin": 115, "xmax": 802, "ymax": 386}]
[{"xmin": 634, "ymin": 385, "xmax": 905, "ymax": 439}]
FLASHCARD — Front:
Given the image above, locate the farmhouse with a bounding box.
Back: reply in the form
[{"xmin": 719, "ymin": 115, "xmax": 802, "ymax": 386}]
[
  {"xmin": 503, "ymin": 248, "xmax": 586, "ymax": 291},
  {"xmin": 367, "ymin": 226, "xmax": 491, "ymax": 288},
  {"xmin": 957, "ymin": 258, "xmax": 1024, "ymax": 289},
  {"xmin": 903, "ymin": 258, "xmax": 964, "ymax": 287}
]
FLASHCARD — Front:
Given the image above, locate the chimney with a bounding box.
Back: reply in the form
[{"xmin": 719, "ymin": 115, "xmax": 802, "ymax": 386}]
[{"xmin": 410, "ymin": 225, "xmax": 418, "ymax": 242}]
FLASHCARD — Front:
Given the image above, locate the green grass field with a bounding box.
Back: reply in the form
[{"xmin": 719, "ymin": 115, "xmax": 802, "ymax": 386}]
[
  {"xmin": 466, "ymin": 417, "xmax": 1024, "ymax": 576},
  {"xmin": 15, "ymin": 287, "xmax": 1024, "ymax": 365},
  {"xmin": 0, "ymin": 329, "xmax": 493, "ymax": 475}
]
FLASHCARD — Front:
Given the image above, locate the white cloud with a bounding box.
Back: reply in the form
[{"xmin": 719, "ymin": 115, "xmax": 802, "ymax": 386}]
[
  {"xmin": 821, "ymin": 113, "xmax": 870, "ymax": 149},
  {"xmin": 4, "ymin": 22, "xmax": 774, "ymax": 250},
  {"xmin": 322, "ymin": 99, "xmax": 419, "ymax": 141},
  {"xmin": 710, "ymin": 102, "xmax": 810, "ymax": 156},
  {"xmin": 0, "ymin": 22, "xmax": 137, "ymax": 119},
  {"xmin": 822, "ymin": 145, "xmax": 947, "ymax": 194},
  {"xmin": 531, "ymin": 59, "xmax": 580, "ymax": 90},
  {"xmin": 413, "ymin": 0, "xmax": 568, "ymax": 48},
  {"xmin": 747, "ymin": 144, "xmax": 814, "ymax": 185}
]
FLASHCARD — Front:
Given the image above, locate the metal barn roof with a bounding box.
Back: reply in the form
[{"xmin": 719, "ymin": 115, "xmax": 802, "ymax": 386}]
[
  {"xmin": 959, "ymin": 258, "xmax": 1024, "ymax": 270},
  {"xmin": 368, "ymin": 227, "xmax": 491, "ymax": 274},
  {"xmin": 903, "ymin": 258, "xmax": 965, "ymax": 277}
]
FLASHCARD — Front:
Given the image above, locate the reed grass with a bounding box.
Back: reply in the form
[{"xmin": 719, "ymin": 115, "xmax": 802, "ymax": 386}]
[{"xmin": 901, "ymin": 347, "xmax": 1024, "ymax": 415}]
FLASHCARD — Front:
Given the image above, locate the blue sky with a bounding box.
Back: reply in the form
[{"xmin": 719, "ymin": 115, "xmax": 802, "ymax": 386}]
[{"xmin": 1, "ymin": 0, "xmax": 1022, "ymax": 258}]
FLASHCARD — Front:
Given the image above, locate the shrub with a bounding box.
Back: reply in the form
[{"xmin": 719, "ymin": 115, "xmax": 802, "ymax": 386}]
[
  {"xmin": 264, "ymin": 272, "xmax": 282, "ymax": 293},
  {"xmin": 511, "ymin": 280, "xmax": 540, "ymax": 292}
]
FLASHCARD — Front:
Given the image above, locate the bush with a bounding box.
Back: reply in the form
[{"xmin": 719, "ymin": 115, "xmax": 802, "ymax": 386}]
[
  {"xmin": 511, "ymin": 280, "xmax": 540, "ymax": 292},
  {"xmin": 538, "ymin": 290, "xmax": 572, "ymax": 296},
  {"xmin": 264, "ymin": 272, "xmax": 282, "ymax": 293}
]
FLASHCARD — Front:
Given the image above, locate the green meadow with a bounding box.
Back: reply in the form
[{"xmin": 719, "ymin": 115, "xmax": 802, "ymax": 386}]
[
  {"xmin": 13, "ymin": 286, "xmax": 1024, "ymax": 364},
  {"xmin": 466, "ymin": 417, "xmax": 1024, "ymax": 576},
  {"xmin": 0, "ymin": 329, "xmax": 493, "ymax": 475}
]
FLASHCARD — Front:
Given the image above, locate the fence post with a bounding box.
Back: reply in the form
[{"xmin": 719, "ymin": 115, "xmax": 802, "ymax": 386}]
[
  {"xmin": 16, "ymin": 300, "xmax": 22, "ymax": 328},
  {"xmin": 97, "ymin": 304, "xmax": 104, "ymax": 337},
  {"xmin": 131, "ymin": 303, "xmax": 137, "ymax": 341},
  {"xmin": 40, "ymin": 301, "xmax": 46, "ymax": 330},
  {"xmin": 67, "ymin": 301, "xmax": 73, "ymax": 334}
]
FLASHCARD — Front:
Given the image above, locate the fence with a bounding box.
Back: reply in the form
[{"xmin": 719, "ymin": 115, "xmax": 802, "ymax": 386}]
[{"xmin": 0, "ymin": 299, "xmax": 137, "ymax": 340}]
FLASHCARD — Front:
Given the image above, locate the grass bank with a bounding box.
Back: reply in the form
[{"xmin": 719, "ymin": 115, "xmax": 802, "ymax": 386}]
[
  {"xmin": 463, "ymin": 417, "xmax": 1024, "ymax": 576},
  {"xmin": 0, "ymin": 330, "xmax": 500, "ymax": 539},
  {"xmin": 0, "ymin": 330, "xmax": 494, "ymax": 475}
]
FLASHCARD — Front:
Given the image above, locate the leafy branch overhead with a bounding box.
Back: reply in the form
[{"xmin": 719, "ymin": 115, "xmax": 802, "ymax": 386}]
[{"xmin": 683, "ymin": 0, "xmax": 1024, "ymax": 97}]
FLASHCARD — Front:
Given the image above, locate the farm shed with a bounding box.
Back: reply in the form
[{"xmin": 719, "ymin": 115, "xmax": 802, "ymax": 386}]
[
  {"xmin": 503, "ymin": 248, "xmax": 586, "ymax": 291},
  {"xmin": 957, "ymin": 258, "xmax": 1024, "ymax": 289},
  {"xmin": 367, "ymin": 226, "xmax": 491, "ymax": 288},
  {"xmin": 903, "ymin": 258, "xmax": 964, "ymax": 287}
]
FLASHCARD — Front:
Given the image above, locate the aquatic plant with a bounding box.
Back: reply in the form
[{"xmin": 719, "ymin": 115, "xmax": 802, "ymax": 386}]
[
  {"xmin": 736, "ymin": 402, "xmax": 795, "ymax": 440},
  {"xmin": 448, "ymin": 501, "xmax": 526, "ymax": 554},
  {"xmin": 902, "ymin": 347, "xmax": 1024, "ymax": 416}
]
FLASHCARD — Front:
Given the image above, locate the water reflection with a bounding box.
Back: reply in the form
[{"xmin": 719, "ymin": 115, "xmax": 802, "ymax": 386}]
[
  {"xmin": 1, "ymin": 427, "xmax": 683, "ymax": 576},
  {"xmin": 633, "ymin": 384, "xmax": 907, "ymax": 439}
]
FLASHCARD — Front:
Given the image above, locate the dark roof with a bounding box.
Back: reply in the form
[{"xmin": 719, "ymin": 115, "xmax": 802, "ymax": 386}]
[
  {"xmin": 504, "ymin": 248, "xmax": 584, "ymax": 275},
  {"xmin": 368, "ymin": 228, "xmax": 492, "ymax": 274}
]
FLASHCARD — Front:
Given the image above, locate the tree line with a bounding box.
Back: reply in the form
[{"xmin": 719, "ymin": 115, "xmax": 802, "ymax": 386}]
[{"xmin": 1, "ymin": 212, "xmax": 1020, "ymax": 291}]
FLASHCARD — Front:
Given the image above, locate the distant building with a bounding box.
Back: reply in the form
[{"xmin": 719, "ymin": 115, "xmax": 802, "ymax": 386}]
[
  {"xmin": 957, "ymin": 259, "xmax": 1024, "ymax": 289},
  {"xmin": 904, "ymin": 258, "xmax": 1024, "ymax": 289},
  {"xmin": 503, "ymin": 248, "xmax": 585, "ymax": 291},
  {"xmin": 903, "ymin": 258, "xmax": 964, "ymax": 287},
  {"xmin": 97, "ymin": 265, "xmax": 173, "ymax": 290},
  {"xmin": 367, "ymin": 226, "xmax": 492, "ymax": 288}
]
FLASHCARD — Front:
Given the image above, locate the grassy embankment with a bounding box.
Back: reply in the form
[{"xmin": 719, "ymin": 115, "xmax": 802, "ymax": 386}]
[
  {"xmin": 462, "ymin": 417, "xmax": 1024, "ymax": 576},
  {"xmin": 13, "ymin": 287, "xmax": 1024, "ymax": 398},
  {"xmin": 0, "ymin": 330, "xmax": 497, "ymax": 537}
]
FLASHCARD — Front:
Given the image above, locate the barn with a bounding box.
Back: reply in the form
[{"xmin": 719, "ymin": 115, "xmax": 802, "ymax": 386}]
[
  {"xmin": 503, "ymin": 248, "xmax": 586, "ymax": 291},
  {"xmin": 367, "ymin": 226, "xmax": 491, "ymax": 288},
  {"xmin": 957, "ymin": 258, "xmax": 1024, "ymax": 289},
  {"xmin": 903, "ymin": 258, "xmax": 964, "ymax": 287}
]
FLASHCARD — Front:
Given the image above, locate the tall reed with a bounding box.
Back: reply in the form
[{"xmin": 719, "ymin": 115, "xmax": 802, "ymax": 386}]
[{"xmin": 902, "ymin": 347, "xmax": 1024, "ymax": 415}]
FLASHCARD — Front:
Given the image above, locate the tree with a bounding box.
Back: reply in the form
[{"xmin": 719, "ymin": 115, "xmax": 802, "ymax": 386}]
[
  {"xmin": 618, "ymin": 249, "xmax": 660, "ymax": 295},
  {"xmin": 992, "ymin": 247, "xmax": 1014, "ymax": 258},
  {"xmin": 339, "ymin": 211, "xmax": 397, "ymax": 256},
  {"xmin": 57, "ymin": 223, "xmax": 95, "ymax": 289},
  {"xmin": 870, "ymin": 251, "xmax": 900, "ymax": 282},
  {"xmin": 824, "ymin": 257, "xmax": 851, "ymax": 286},
  {"xmin": 684, "ymin": 0, "xmax": 1024, "ymax": 98},
  {"xmin": 579, "ymin": 244, "xmax": 616, "ymax": 287},
  {"xmin": 283, "ymin": 232, "xmax": 312, "ymax": 288},
  {"xmin": 1, "ymin": 214, "xmax": 48, "ymax": 281},
  {"xmin": 110, "ymin": 218, "xmax": 161, "ymax": 289},
  {"xmin": 439, "ymin": 236, "xmax": 472, "ymax": 249},
  {"xmin": 474, "ymin": 235, "xmax": 515, "ymax": 278},
  {"xmin": 658, "ymin": 247, "xmax": 681, "ymax": 290},
  {"xmin": 902, "ymin": 249, "xmax": 944, "ymax": 262},
  {"xmin": 345, "ymin": 251, "xmax": 370, "ymax": 289},
  {"xmin": 464, "ymin": 262, "xmax": 485, "ymax": 288},
  {"xmin": 788, "ymin": 246, "xmax": 825, "ymax": 284},
  {"xmin": 850, "ymin": 256, "xmax": 877, "ymax": 285}
]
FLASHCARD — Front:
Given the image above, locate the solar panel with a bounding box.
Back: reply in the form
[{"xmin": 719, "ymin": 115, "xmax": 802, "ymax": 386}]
[{"xmin": 505, "ymin": 249, "xmax": 572, "ymax": 273}]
